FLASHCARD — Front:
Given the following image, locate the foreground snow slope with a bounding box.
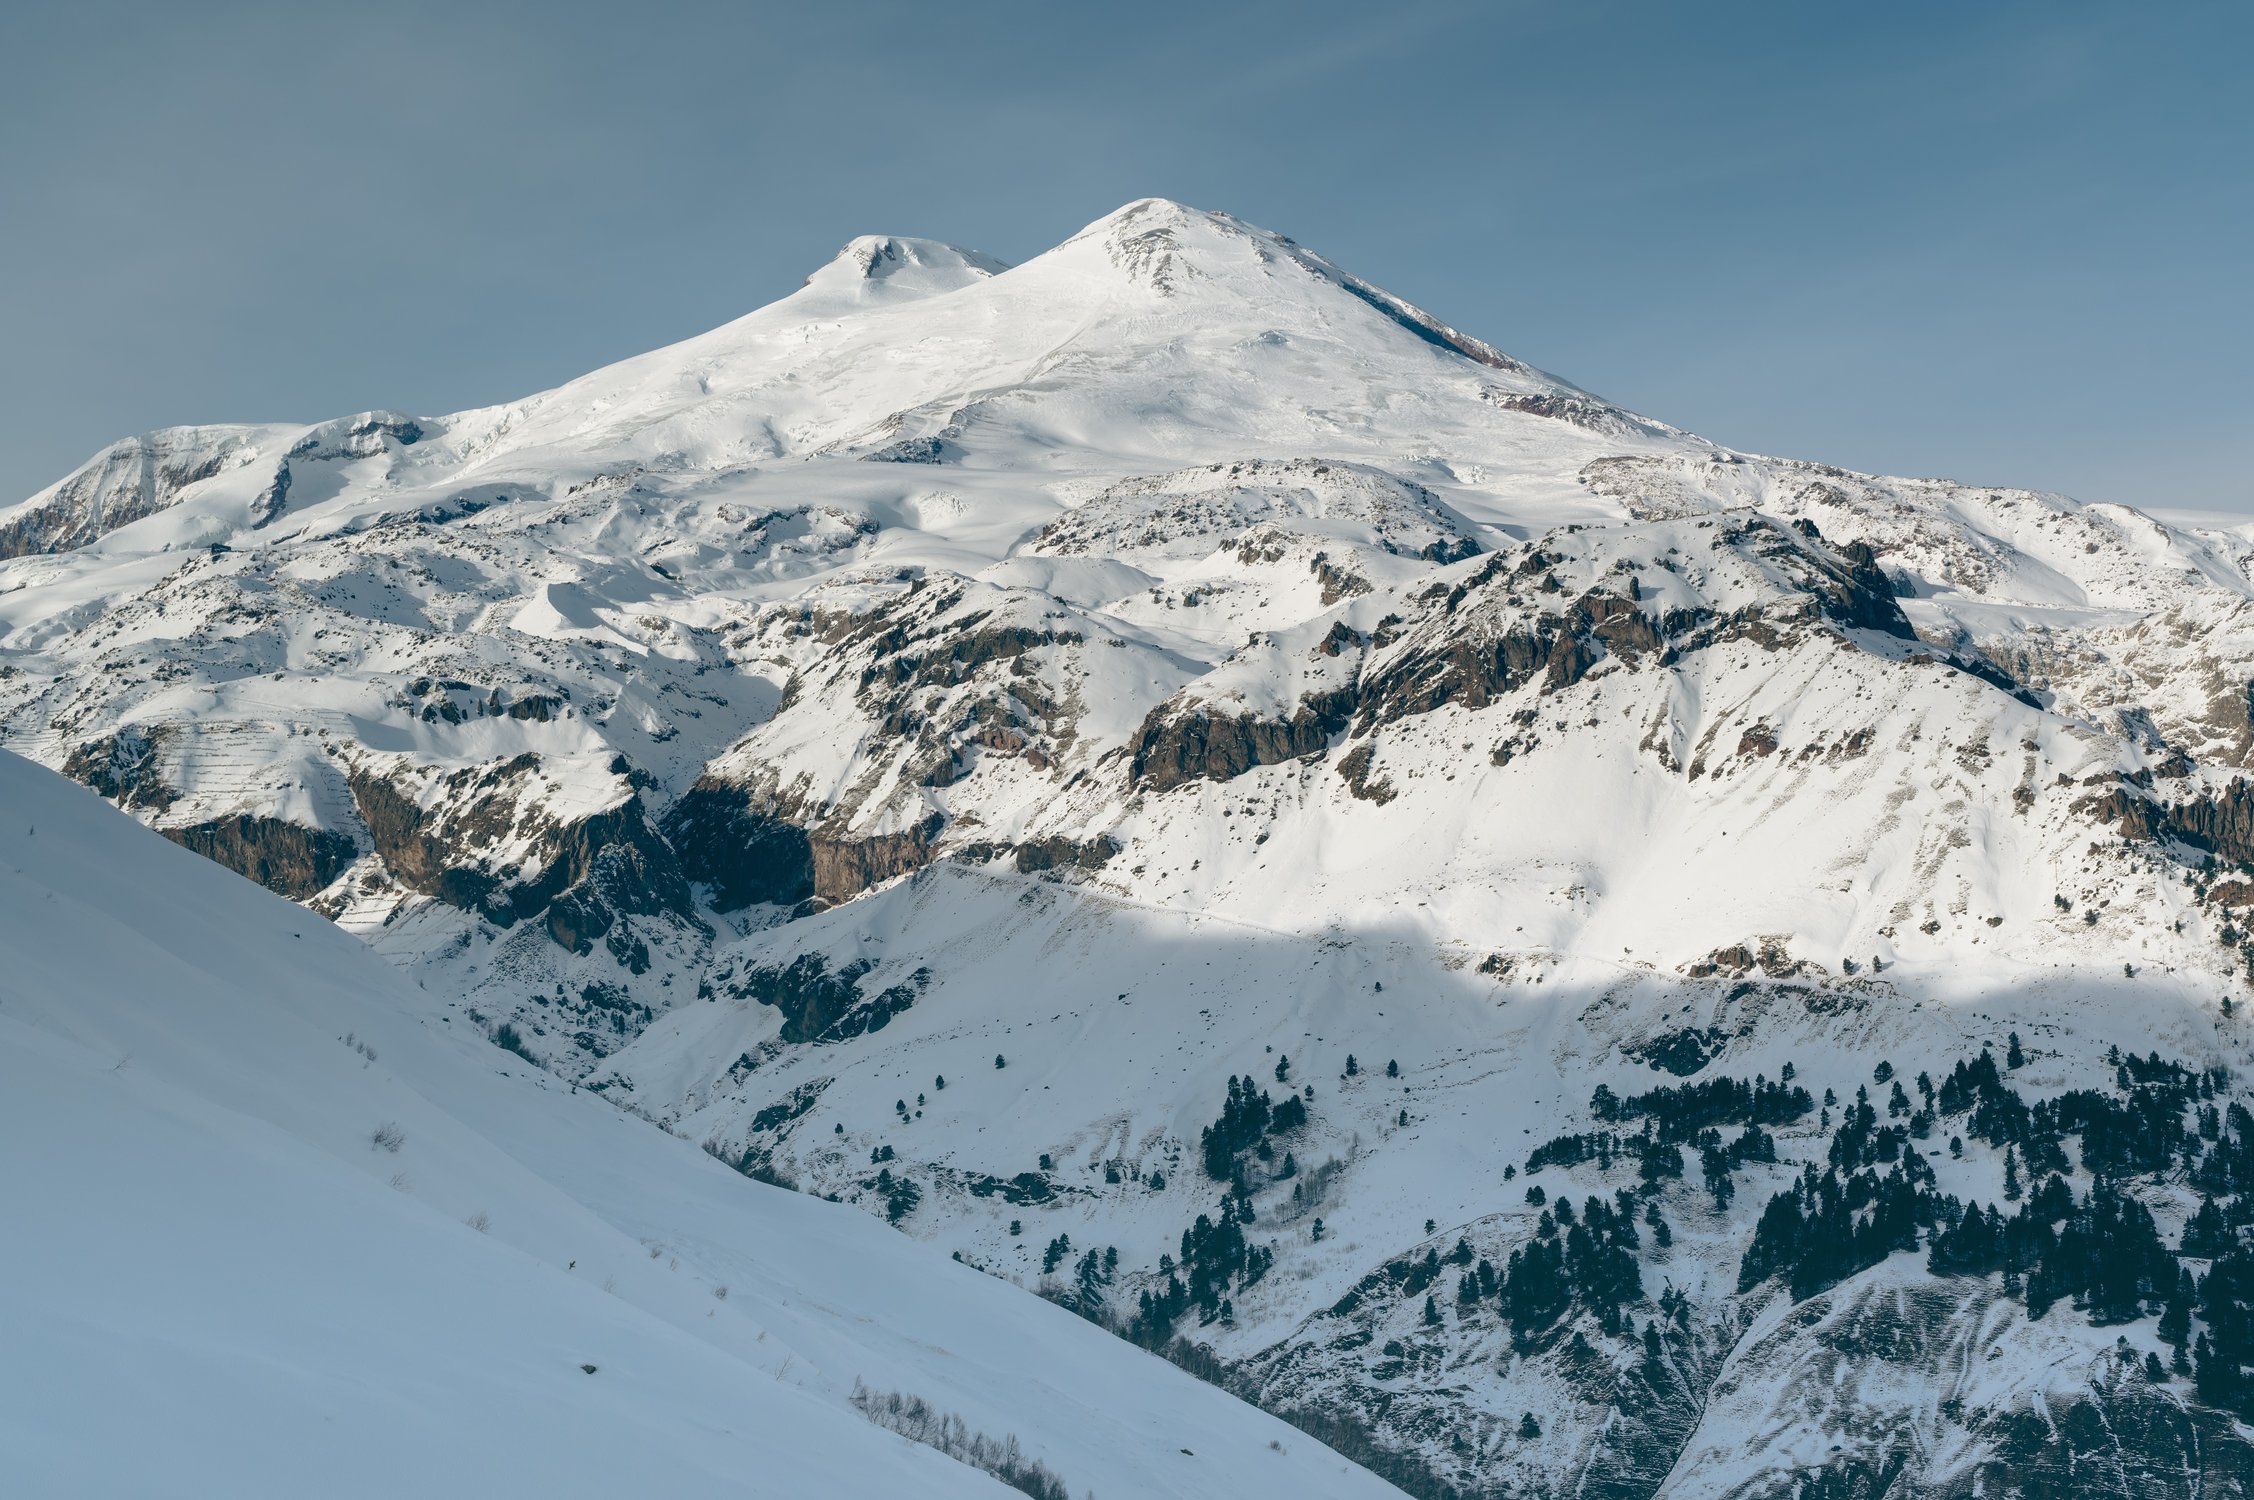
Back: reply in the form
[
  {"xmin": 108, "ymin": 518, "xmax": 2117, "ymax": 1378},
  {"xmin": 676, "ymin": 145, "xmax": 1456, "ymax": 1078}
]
[{"xmin": 0, "ymin": 749, "xmax": 1406, "ymax": 1499}]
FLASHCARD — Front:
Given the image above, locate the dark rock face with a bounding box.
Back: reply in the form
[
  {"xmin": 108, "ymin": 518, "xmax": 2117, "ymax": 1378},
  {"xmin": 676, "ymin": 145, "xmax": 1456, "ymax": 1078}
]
[
  {"xmin": 284, "ymin": 412, "xmax": 422, "ymax": 460},
  {"xmin": 1906, "ymin": 649, "xmax": 2043, "ymax": 710},
  {"xmin": 1631, "ymin": 1028, "xmax": 1719, "ymax": 1076},
  {"xmin": 63, "ymin": 729, "xmax": 176, "ymax": 812},
  {"xmin": 543, "ymin": 887, "xmax": 614, "ymax": 955},
  {"xmin": 728, "ymin": 953, "xmax": 927, "ymax": 1045},
  {"xmin": 1335, "ymin": 744, "xmax": 1396, "ymax": 804},
  {"xmin": 346, "ymin": 767, "xmax": 503, "ymax": 911},
  {"xmin": 64, "ymin": 728, "xmax": 356, "ymax": 900},
  {"xmin": 1715, "ymin": 519, "xmax": 1916, "ymax": 642},
  {"xmin": 1012, "ymin": 835, "xmax": 1120, "ymax": 875},
  {"xmin": 161, "ymin": 815, "xmax": 358, "ymax": 901},
  {"xmin": 2155, "ymin": 780, "xmax": 2254, "ymax": 866},
  {"xmin": 349, "ymin": 760, "xmax": 694, "ymax": 952},
  {"xmin": 1352, "ymin": 526, "xmax": 1925, "ymax": 743},
  {"xmin": 748, "ymin": 1076, "xmax": 830, "ymax": 1135},
  {"xmin": 810, "ymin": 816, "xmax": 943, "ymax": 906},
  {"xmin": 503, "ymin": 692, "xmax": 564, "ymax": 721},
  {"xmin": 858, "ymin": 622, "xmax": 1081, "ymax": 692},
  {"xmin": 964, "ymin": 1171, "xmax": 1057, "ymax": 1205},
  {"xmin": 1313, "ymin": 556, "xmax": 1374, "ymax": 603},
  {"xmin": 254, "ymin": 414, "xmax": 423, "ymax": 530},
  {"xmin": 1321, "ymin": 271, "xmax": 1532, "ymax": 374},
  {"xmin": 1823, "ymin": 541, "xmax": 1919, "ymax": 640},
  {"xmin": 662, "ymin": 781, "xmax": 816, "ymax": 911},
  {"xmin": 1579, "ymin": 590, "xmax": 1668, "ymax": 658},
  {"xmin": 863, "ymin": 435, "xmax": 949, "ymax": 464},
  {"xmin": 666, "ymin": 781, "xmax": 945, "ymax": 910},
  {"xmin": 248, "ymin": 463, "xmax": 292, "ymax": 528},
  {"xmin": 499, "ymin": 795, "xmax": 692, "ymax": 956},
  {"xmin": 1356, "ymin": 615, "xmax": 1596, "ymax": 726},
  {"xmin": 2085, "ymin": 778, "xmax": 2254, "ymax": 866},
  {"xmin": 1562, "ymin": 1351, "xmax": 1725, "ymax": 1500},
  {"xmin": 1127, "ymin": 688, "xmax": 1356, "ymax": 792}
]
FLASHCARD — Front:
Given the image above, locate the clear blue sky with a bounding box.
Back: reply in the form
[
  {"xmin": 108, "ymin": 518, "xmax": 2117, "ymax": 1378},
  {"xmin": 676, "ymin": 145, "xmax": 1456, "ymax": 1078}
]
[{"xmin": 3, "ymin": 0, "xmax": 2248, "ymax": 509}]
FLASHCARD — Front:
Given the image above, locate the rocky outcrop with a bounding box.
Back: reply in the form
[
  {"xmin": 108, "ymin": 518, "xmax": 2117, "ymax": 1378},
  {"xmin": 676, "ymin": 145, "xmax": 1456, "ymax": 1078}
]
[
  {"xmin": 858, "ymin": 622, "xmax": 1082, "ymax": 693},
  {"xmin": 347, "ymin": 765, "xmax": 506, "ymax": 911},
  {"xmin": 1486, "ymin": 390, "xmax": 1648, "ymax": 438},
  {"xmin": 62, "ymin": 728, "xmax": 176, "ymax": 812},
  {"xmin": 2154, "ymin": 779, "xmax": 2254, "ymax": 865},
  {"xmin": 1335, "ymin": 744, "xmax": 1396, "ymax": 804},
  {"xmin": 254, "ymin": 413, "xmax": 423, "ymax": 529},
  {"xmin": 1820, "ymin": 540, "xmax": 1918, "ymax": 640},
  {"xmin": 0, "ymin": 427, "xmax": 256, "ymax": 559},
  {"xmin": 1356, "ymin": 616, "xmax": 1599, "ymax": 727},
  {"xmin": 161, "ymin": 815, "xmax": 357, "ymax": 901},
  {"xmin": 349, "ymin": 758, "xmax": 693, "ymax": 953},
  {"xmin": 285, "ymin": 412, "xmax": 423, "ymax": 461},
  {"xmin": 1012, "ymin": 834, "xmax": 1120, "ymax": 875},
  {"xmin": 1961, "ymin": 1385, "xmax": 2251, "ymax": 1500},
  {"xmin": 1668, "ymin": 1277, "xmax": 2253, "ymax": 1500},
  {"xmin": 662, "ymin": 781, "xmax": 816, "ymax": 911},
  {"xmin": 1127, "ymin": 688, "xmax": 1357, "ymax": 792},
  {"xmin": 726, "ymin": 953, "xmax": 928, "ymax": 1045},
  {"xmin": 864, "ymin": 435, "xmax": 949, "ymax": 464},
  {"xmin": 666, "ymin": 781, "xmax": 945, "ymax": 909},
  {"xmin": 2083, "ymin": 777, "xmax": 2254, "ymax": 866},
  {"xmin": 810, "ymin": 815, "xmax": 943, "ymax": 905},
  {"xmin": 503, "ymin": 795, "xmax": 691, "ymax": 944}
]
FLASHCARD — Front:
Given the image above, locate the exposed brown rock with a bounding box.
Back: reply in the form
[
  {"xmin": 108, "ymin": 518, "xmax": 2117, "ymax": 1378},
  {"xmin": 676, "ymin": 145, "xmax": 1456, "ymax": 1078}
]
[
  {"xmin": 63, "ymin": 728, "xmax": 177, "ymax": 813},
  {"xmin": 1013, "ymin": 835, "xmax": 1120, "ymax": 875},
  {"xmin": 810, "ymin": 815, "xmax": 943, "ymax": 905},
  {"xmin": 1127, "ymin": 687, "xmax": 1356, "ymax": 792},
  {"xmin": 349, "ymin": 759, "xmax": 693, "ymax": 950},
  {"xmin": 1336, "ymin": 743, "xmax": 1397, "ymax": 804},
  {"xmin": 2209, "ymin": 880, "xmax": 2254, "ymax": 909},
  {"xmin": 2081, "ymin": 779, "xmax": 2254, "ymax": 867},
  {"xmin": 162, "ymin": 815, "xmax": 358, "ymax": 901}
]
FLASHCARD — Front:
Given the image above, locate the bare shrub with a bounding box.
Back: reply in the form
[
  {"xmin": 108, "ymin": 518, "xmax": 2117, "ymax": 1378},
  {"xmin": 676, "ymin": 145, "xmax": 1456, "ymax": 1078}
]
[
  {"xmin": 370, "ymin": 1121, "xmax": 405, "ymax": 1153},
  {"xmin": 848, "ymin": 1380, "xmax": 1078, "ymax": 1500}
]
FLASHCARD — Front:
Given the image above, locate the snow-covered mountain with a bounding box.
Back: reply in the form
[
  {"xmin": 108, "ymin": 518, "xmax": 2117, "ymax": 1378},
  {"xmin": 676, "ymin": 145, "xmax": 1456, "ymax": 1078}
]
[{"xmin": 10, "ymin": 198, "xmax": 2254, "ymax": 1495}]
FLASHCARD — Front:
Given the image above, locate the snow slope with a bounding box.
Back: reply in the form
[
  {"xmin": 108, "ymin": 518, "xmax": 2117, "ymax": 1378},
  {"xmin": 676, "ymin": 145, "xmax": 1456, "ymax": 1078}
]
[{"xmin": 0, "ymin": 748, "xmax": 1408, "ymax": 1499}]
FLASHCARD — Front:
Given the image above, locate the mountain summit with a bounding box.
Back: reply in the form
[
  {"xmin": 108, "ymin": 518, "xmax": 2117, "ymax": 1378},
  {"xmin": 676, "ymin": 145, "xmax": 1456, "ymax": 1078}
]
[
  {"xmin": 8, "ymin": 202, "xmax": 2254, "ymax": 1496},
  {"xmin": 798, "ymin": 234, "xmax": 1011, "ymax": 306}
]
